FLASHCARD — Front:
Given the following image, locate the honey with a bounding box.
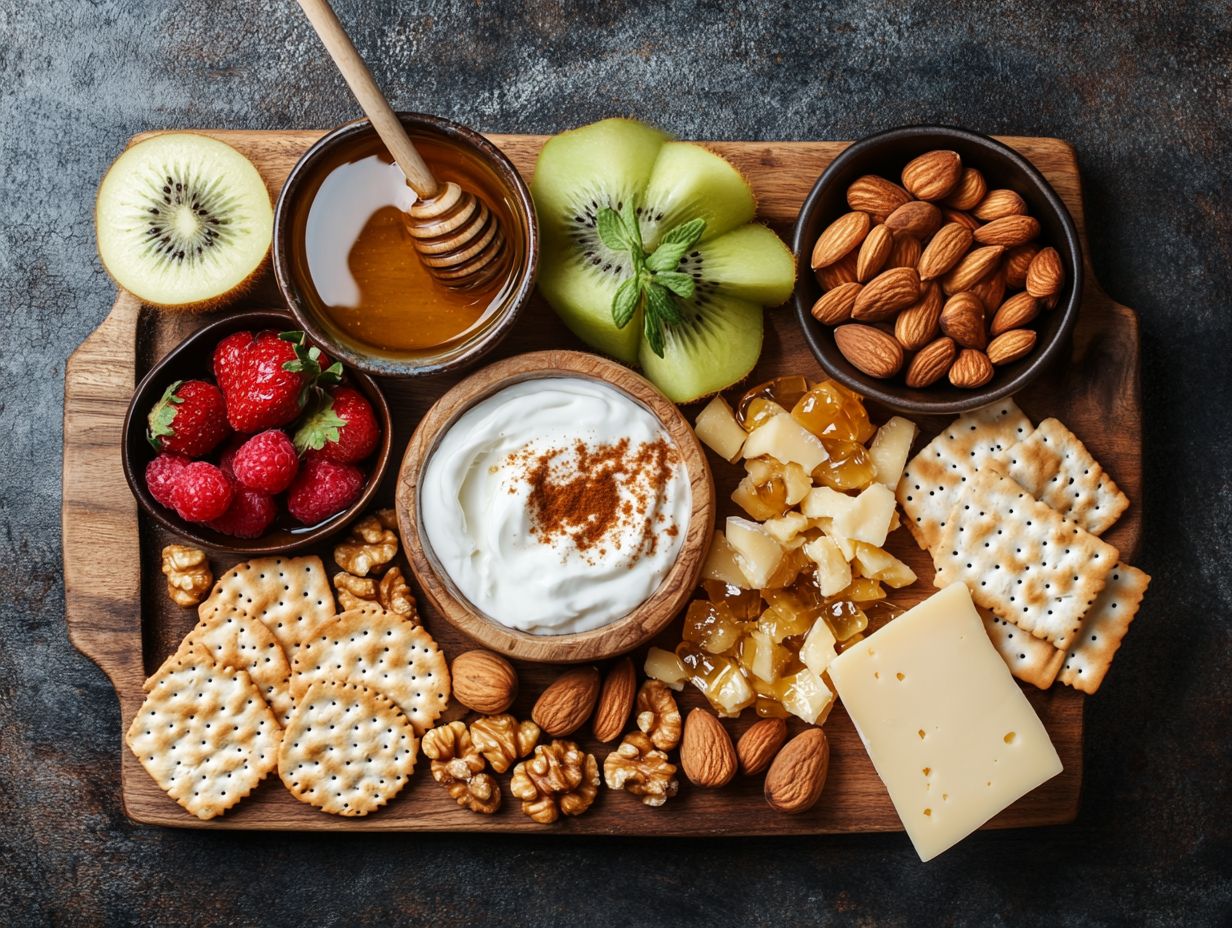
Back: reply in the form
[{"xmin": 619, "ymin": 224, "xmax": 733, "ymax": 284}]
[{"xmin": 286, "ymin": 132, "xmax": 523, "ymax": 356}]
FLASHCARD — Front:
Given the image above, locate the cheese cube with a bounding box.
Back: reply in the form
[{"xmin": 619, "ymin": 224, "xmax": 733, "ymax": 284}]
[
  {"xmin": 779, "ymin": 667, "xmax": 835, "ymax": 725},
  {"xmin": 725, "ymin": 517, "xmax": 784, "ymax": 589},
  {"xmin": 799, "ymin": 618, "xmax": 838, "ymax": 676},
  {"xmin": 644, "ymin": 647, "xmax": 688, "ymax": 691},
  {"xmin": 828, "ymin": 583, "xmax": 1063, "ymax": 862},
  {"xmin": 742, "ymin": 414, "xmax": 829, "ymax": 473},
  {"xmin": 802, "ymin": 536, "xmax": 852, "ymax": 597},
  {"xmin": 701, "ymin": 532, "xmax": 752, "ymax": 588},
  {"xmin": 852, "ymin": 542, "xmax": 918, "ymax": 589},
  {"xmin": 801, "ymin": 485, "xmax": 856, "ymax": 520},
  {"xmin": 831, "ymin": 482, "xmax": 897, "ymax": 547},
  {"xmin": 763, "ymin": 511, "xmax": 809, "ymax": 545},
  {"xmin": 694, "ymin": 395, "xmax": 747, "ymax": 462},
  {"xmin": 869, "ymin": 416, "xmax": 917, "ymax": 487}
]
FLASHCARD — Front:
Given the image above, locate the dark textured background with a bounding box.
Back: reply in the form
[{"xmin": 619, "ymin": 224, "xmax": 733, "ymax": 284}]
[{"xmin": 2, "ymin": 0, "xmax": 1230, "ymax": 924}]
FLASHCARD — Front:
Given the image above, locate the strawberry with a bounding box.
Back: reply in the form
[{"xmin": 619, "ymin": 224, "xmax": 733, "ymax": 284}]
[
  {"xmin": 286, "ymin": 456, "xmax": 365, "ymax": 525},
  {"xmin": 213, "ymin": 330, "xmax": 341, "ymax": 434},
  {"xmin": 146, "ymin": 379, "xmax": 230, "ymax": 457},
  {"xmin": 208, "ymin": 487, "xmax": 277, "ymax": 538},
  {"xmin": 171, "ymin": 461, "xmax": 234, "ymax": 523},
  {"xmin": 232, "ymin": 429, "xmax": 299, "ymax": 493},
  {"xmin": 294, "ymin": 386, "xmax": 380, "ymax": 463},
  {"xmin": 145, "ymin": 452, "xmax": 190, "ymax": 509}
]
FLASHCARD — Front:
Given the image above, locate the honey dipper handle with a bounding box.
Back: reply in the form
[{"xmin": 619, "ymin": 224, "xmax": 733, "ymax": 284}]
[{"xmin": 296, "ymin": 0, "xmax": 440, "ymax": 198}]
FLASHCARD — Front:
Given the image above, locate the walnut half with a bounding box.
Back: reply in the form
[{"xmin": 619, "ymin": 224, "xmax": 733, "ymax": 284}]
[
  {"xmin": 334, "ymin": 514, "xmax": 398, "ymax": 577},
  {"xmin": 421, "ymin": 721, "xmax": 499, "ymax": 814},
  {"xmin": 636, "ymin": 680, "xmax": 682, "ymax": 751},
  {"xmin": 509, "ymin": 740, "xmax": 600, "ymax": 824},
  {"xmin": 604, "ymin": 732, "xmax": 679, "ymax": 808},
  {"xmin": 160, "ymin": 545, "xmax": 212, "ymax": 607},
  {"xmin": 469, "ymin": 714, "xmax": 539, "ymax": 774}
]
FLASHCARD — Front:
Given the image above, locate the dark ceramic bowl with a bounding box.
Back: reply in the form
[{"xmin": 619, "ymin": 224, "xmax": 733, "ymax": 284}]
[
  {"xmin": 792, "ymin": 125, "xmax": 1084, "ymax": 416},
  {"xmin": 121, "ymin": 309, "xmax": 392, "ymax": 555},
  {"xmin": 272, "ymin": 112, "xmax": 539, "ymax": 379}
]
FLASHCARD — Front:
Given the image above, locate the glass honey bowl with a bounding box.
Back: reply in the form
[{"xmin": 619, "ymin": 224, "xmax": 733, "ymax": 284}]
[{"xmin": 273, "ymin": 112, "xmax": 539, "ymax": 377}]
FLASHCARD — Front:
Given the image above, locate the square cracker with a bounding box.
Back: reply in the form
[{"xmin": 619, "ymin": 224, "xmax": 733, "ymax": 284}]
[
  {"xmin": 1059, "ymin": 563, "xmax": 1150, "ymax": 694},
  {"xmin": 198, "ymin": 556, "xmax": 336, "ymax": 659},
  {"xmin": 992, "ymin": 418, "xmax": 1130, "ymax": 537},
  {"xmin": 126, "ymin": 657, "xmax": 281, "ymax": 820},
  {"xmin": 931, "ymin": 469, "xmax": 1120, "ymax": 650},
  {"xmin": 896, "ymin": 400, "xmax": 1033, "ymax": 550},
  {"xmin": 982, "ymin": 610, "xmax": 1066, "ymax": 689}
]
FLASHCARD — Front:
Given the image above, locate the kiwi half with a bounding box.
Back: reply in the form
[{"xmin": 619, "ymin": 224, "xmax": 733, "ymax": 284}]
[
  {"xmin": 95, "ymin": 133, "xmax": 272, "ymax": 309},
  {"xmin": 532, "ymin": 118, "xmax": 795, "ymax": 402}
]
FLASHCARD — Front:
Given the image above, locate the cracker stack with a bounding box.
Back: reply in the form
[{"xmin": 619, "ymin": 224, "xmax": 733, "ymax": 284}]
[
  {"xmin": 896, "ymin": 402, "xmax": 1149, "ymax": 693},
  {"xmin": 127, "ymin": 550, "xmax": 451, "ymax": 821}
]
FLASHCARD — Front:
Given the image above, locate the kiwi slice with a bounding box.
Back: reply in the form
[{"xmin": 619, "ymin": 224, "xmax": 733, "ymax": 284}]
[
  {"xmin": 532, "ymin": 118, "xmax": 795, "ymax": 399},
  {"xmin": 95, "ymin": 133, "xmax": 272, "ymax": 309}
]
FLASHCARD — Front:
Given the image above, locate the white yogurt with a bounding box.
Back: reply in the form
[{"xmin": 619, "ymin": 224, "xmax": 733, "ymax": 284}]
[{"xmin": 419, "ymin": 377, "xmax": 690, "ymax": 635}]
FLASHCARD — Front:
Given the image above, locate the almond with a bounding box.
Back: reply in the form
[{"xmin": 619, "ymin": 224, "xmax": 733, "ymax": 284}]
[
  {"xmin": 846, "ymin": 174, "xmax": 911, "ymax": 217},
  {"xmin": 894, "ymin": 282, "xmax": 943, "ymax": 350},
  {"xmin": 856, "ymin": 224, "xmax": 894, "ymax": 282},
  {"xmin": 973, "ymin": 188, "xmax": 1027, "ymax": 221},
  {"xmin": 941, "ymin": 208, "xmax": 980, "ymax": 231},
  {"xmin": 851, "ymin": 266, "xmax": 920, "ymax": 322},
  {"xmin": 905, "ymin": 336, "xmax": 958, "ymax": 388},
  {"xmin": 939, "ymin": 292, "xmax": 987, "ymax": 349},
  {"xmin": 1025, "ymin": 246, "xmax": 1064, "ymax": 298},
  {"xmin": 941, "ymin": 244, "xmax": 1005, "ymax": 294},
  {"xmin": 532, "ymin": 666, "xmax": 600, "ymax": 737},
  {"xmin": 901, "ymin": 150, "xmax": 962, "ymax": 201},
  {"xmin": 764, "ymin": 728, "xmax": 829, "ymax": 814},
  {"xmin": 949, "ymin": 348, "xmax": 995, "ymax": 388},
  {"xmin": 942, "ymin": 167, "xmax": 987, "ymax": 211},
  {"xmin": 736, "ymin": 718, "xmax": 788, "ymax": 776},
  {"xmin": 884, "ymin": 200, "xmax": 942, "ymax": 239},
  {"xmin": 1004, "ymin": 244, "xmax": 1040, "ymax": 288},
  {"xmin": 887, "ymin": 232, "xmax": 922, "ymax": 269},
  {"xmin": 990, "ymin": 291, "xmax": 1040, "ymax": 336},
  {"xmin": 680, "ymin": 708, "xmax": 737, "ymax": 788},
  {"xmin": 811, "ymin": 211, "xmax": 871, "ymax": 269},
  {"xmin": 969, "ymin": 268, "xmax": 1007, "ymax": 314},
  {"xmin": 591, "ymin": 657, "xmax": 636, "ymax": 743},
  {"xmin": 815, "ymin": 252, "xmax": 859, "ymax": 290},
  {"xmin": 987, "ymin": 328, "xmax": 1038, "ymax": 366},
  {"xmin": 811, "ymin": 281, "xmax": 862, "ymax": 325},
  {"xmin": 917, "ymin": 223, "xmax": 974, "ymax": 281},
  {"xmin": 451, "ymin": 650, "xmax": 518, "ymax": 715},
  {"xmin": 974, "ymin": 214, "xmax": 1041, "ymax": 247},
  {"xmin": 834, "ymin": 324, "xmax": 904, "ymax": 379}
]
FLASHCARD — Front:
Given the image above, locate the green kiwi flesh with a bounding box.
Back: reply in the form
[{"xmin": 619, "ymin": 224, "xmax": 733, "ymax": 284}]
[
  {"xmin": 531, "ymin": 118, "xmax": 795, "ymax": 397},
  {"xmin": 95, "ymin": 133, "xmax": 272, "ymax": 309}
]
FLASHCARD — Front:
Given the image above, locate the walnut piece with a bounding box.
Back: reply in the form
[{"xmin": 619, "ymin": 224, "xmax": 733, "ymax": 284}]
[
  {"xmin": 421, "ymin": 721, "xmax": 499, "ymax": 814},
  {"xmin": 509, "ymin": 740, "xmax": 600, "ymax": 824},
  {"xmin": 160, "ymin": 545, "xmax": 212, "ymax": 607},
  {"xmin": 334, "ymin": 571, "xmax": 378, "ymax": 612},
  {"xmin": 378, "ymin": 566, "xmax": 418, "ymax": 622},
  {"xmin": 604, "ymin": 732, "xmax": 679, "ymax": 807},
  {"xmin": 334, "ymin": 514, "xmax": 398, "ymax": 577},
  {"xmin": 470, "ymin": 714, "xmax": 540, "ymax": 774},
  {"xmin": 636, "ymin": 680, "xmax": 682, "ymax": 751}
]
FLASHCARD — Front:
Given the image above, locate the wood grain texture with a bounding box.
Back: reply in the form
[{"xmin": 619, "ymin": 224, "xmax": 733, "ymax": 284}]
[
  {"xmin": 63, "ymin": 130, "xmax": 1142, "ymax": 833},
  {"xmin": 396, "ymin": 349, "xmax": 715, "ymax": 664}
]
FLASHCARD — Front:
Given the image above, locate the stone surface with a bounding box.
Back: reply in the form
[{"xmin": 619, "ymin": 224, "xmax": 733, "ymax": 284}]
[{"xmin": 2, "ymin": 0, "xmax": 1230, "ymax": 924}]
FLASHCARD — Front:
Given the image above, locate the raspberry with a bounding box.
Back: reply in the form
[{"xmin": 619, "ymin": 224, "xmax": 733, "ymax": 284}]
[
  {"xmin": 208, "ymin": 487, "xmax": 277, "ymax": 538},
  {"xmin": 145, "ymin": 452, "xmax": 190, "ymax": 509},
  {"xmin": 286, "ymin": 456, "xmax": 365, "ymax": 525},
  {"xmin": 171, "ymin": 461, "xmax": 235, "ymax": 523},
  {"xmin": 217, "ymin": 436, "xmax": 244, "ymax": 480},
  {"xmin": 232, "ymin": 429, "xmax": 299, "ymax": 493}
]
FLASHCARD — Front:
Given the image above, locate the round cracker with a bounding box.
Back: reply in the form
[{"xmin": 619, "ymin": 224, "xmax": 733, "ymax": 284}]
[
  {"xmin": 126, "ymin": 657, "xmax": 281, "ymax": 820},
  {"xmin": 290, "ymin": 610, "xmax": 450, "ymax": 736},
  {"xmin": 278, "ymin": 680, "xmax": 418, "ymax": 816}
]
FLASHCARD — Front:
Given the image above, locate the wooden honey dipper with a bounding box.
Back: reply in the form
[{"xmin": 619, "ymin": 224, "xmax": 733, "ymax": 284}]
[{"xmin": 297, "ymin": 0, "xmax": 507, "ymax": 288}]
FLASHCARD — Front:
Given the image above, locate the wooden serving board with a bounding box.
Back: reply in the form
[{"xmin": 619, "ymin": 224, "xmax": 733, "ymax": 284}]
[{"xmin": 62, "ymin": 131, "xmax": 1141, "ymax": 833}]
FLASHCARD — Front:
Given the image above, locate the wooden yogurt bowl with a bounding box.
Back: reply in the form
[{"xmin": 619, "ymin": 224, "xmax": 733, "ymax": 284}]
[{"xmin": 397, "ymin": 350, "xmax": 715, "ymax": 664}]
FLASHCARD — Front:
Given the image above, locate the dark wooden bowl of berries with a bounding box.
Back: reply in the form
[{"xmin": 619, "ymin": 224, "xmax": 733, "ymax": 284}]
[{"xmin": 122, "ymin": 309, "xmax": 392, "ymax": 554}]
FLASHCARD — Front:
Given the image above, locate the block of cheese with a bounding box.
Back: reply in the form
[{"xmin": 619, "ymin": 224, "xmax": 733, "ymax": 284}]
[{"xmin": 828, "ymin": 582, "xmax": 1063, "ymax": 861}]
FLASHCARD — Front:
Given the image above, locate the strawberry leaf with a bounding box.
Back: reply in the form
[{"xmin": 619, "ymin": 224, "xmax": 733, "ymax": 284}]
[
  {"xmin": 146, "ymin": 380, "xmax": 184, "ymax": 450},
  {"xmin": 293, "ymin": 392, "xmax": 348, "ymax": 454}
]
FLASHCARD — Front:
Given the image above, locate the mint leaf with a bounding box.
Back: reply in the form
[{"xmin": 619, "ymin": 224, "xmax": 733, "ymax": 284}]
[
  {"xmin": 596, "ymin": 207, "xmax": 628, "ymax": 252},
  {"xmin": 619, "ymin": 199, "xmax": 643, "ymax": 250},
  {"xmin": 646, "ymin": 241, "xmax": 689, "ymax": 273},
  {"xmin": 612, "ymin": 277, "xmax": 641, "ymax": 329},
  {"xmin": 653, "ymin": 270, "xmax": 696, "ymax": 299},
  {"xmin": 660, "ymin": 217, "xmax": 706, "ymax": 249},
  {"xmin": 643, "ymin": 302, "xmax": 666, "ymax": 358},
  {"xmin": 645, "ymin": 282, "xmax": 683, "ymax": 326}
]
